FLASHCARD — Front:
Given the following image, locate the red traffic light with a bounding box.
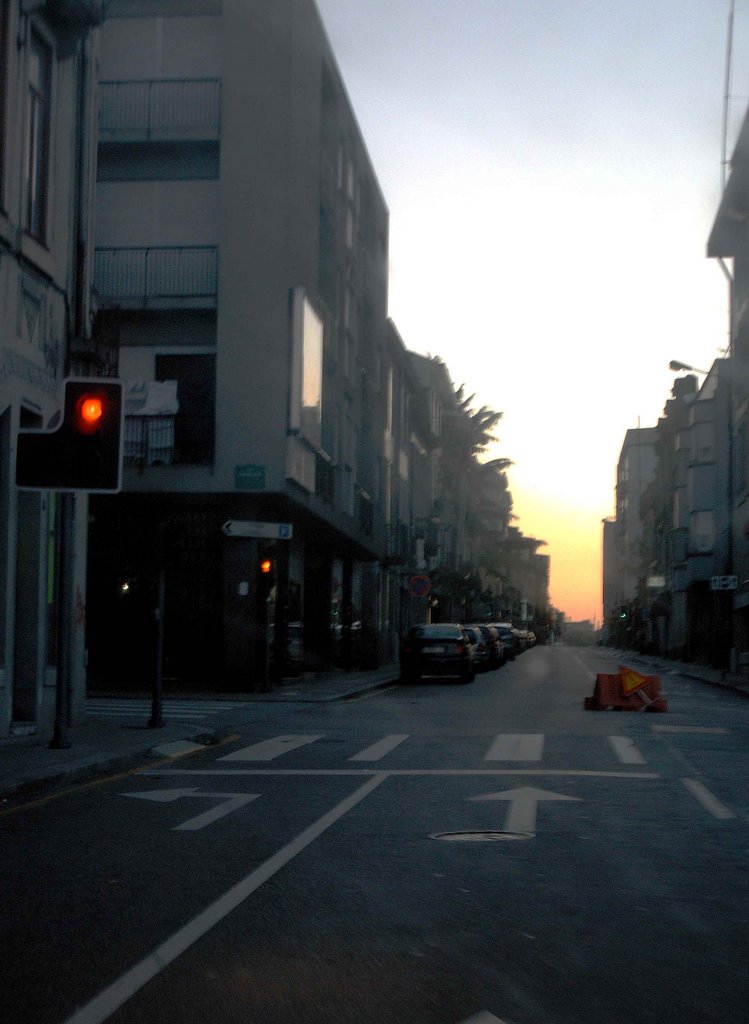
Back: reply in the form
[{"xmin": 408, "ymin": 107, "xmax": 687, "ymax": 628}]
[
  {"xmin": 260, "ymin": 558, "xmax": 273, "ymax": 574},
  {"xmin": 76, "ymin": 395, "xmax": 104, "ymax": 432},
  {"xmin": 16, "ymin": 378, "xmax": 124, "ymax": 492}
]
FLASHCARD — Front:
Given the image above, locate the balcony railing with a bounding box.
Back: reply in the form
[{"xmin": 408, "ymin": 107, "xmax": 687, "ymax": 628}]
[
  {"xmin": 125, "ymin": 413, "xmax": 214, "ymax": 470},
  {"xmin": 124, "ymin": 415, "xmax": 176, "ymax": 470},
  {"xmin": 99, "ymin": 79, "xmax": 221, "ymax": 137},
  {"xmin": 94, "ymin": 246, "xmax": 218, "ymax": 304}
]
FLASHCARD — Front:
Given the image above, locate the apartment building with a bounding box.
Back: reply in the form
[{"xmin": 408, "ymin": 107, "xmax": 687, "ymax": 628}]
[
  {"xmin": 603, "ymin": 427, "xmax": 657, "ymax": 644},
  {"xmin": 708, "ymin": 104, "xmax": 749, "ymax": 672},
  {"xmin": 86, "ymin": 0, "xmax": 394, "ymax": 689},
  {"xmin": 0, "ymin": 0, "xmax": 101, "ymax": 738}
]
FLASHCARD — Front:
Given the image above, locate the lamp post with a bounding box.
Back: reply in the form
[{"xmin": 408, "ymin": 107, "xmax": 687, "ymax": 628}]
[{"xmin": 668, "ymin": 360, "xmax": 709, "ymax": 375}]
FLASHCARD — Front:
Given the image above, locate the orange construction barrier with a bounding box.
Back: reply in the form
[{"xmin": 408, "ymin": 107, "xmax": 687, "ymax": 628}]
[{"xmin": 584, "ymin": 665, "xmax": 667, "ymax": 712}]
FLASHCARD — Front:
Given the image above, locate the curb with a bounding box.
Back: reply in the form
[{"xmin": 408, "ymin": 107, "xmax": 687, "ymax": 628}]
[{"xmin": 0, "ymin": 729, "xmax": 223, "ymax": 802}]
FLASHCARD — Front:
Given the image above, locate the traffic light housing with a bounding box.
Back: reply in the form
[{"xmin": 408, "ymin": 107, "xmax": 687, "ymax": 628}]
[{"xmin": 16, "ymin": 378, "xmax": 124, "ymax": 492}]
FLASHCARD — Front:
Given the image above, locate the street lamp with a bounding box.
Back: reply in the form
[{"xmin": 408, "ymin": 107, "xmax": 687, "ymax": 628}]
[{"xmin": 669, "ymin": 359, "xmax": 710, "ymax": 374}]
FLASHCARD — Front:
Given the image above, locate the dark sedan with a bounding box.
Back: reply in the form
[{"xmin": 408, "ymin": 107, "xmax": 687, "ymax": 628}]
[
  {"xmin": 400, "ymin": 623, "xmax": 475, "ymax": 684},
  {"xmin": 466, "ymin": 623, "xmax": 505, "ymax": 669}
]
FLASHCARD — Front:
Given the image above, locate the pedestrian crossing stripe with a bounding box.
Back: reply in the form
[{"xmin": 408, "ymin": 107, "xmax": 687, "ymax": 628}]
[{"xmin": 216, "ymin": 733, "xmax": 648, "ymax": 766}]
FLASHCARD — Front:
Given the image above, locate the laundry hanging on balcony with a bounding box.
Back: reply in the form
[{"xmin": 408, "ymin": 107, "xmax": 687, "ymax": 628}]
[{"xmin": 124, "ymin": 380, "xmax": 179, "ymax": 466}]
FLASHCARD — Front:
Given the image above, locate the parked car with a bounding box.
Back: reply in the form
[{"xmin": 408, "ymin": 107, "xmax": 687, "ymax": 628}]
[
  {"xmin": 400, "ymin": 623, "xmax": 475, "ymax": 684},
  {"xmin": 465, "ymin": 623, "xmax": 505, "ymax": 668},
  {"xmin": 491, "ymin": 622, "xmax": 519, "ymax": 659},
  {"xmin": 462, "ymin": 625, "xmax": 490, "ymax": 671}
]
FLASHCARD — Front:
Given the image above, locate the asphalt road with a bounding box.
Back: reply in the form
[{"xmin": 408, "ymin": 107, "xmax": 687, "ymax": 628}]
[{"xmin": 3, "ymin": 643, "xmax": 748, "ymax": 1024}]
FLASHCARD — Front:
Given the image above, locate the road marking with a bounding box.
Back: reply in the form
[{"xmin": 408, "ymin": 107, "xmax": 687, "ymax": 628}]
[
  {"xmin": 469, "ymin": 785, "xmax": 581, "ymax": 834},
  {"xmin": 567, "ymin": 652, "xmax": 597, "ymax": 681},
  {"xmin": 651, "ymin": 725, "xmax": 728, "ymax": 734},
  {"xmin": 608, "ymin": 736, "xmax": 647, "ymax": 764},
  {"xmin": 124, "ymin": 788, "xmax": 260, "ymax": 831},
  {"xmin": 219, "ymin": 735, "xmax": 324, "ymax": 761},
  {"xmin": 485, "ymin": 734, "xmax": 544, "ymax": 761},
  {"xmin": 86, "ymin": 699, "xmax": 245, "ymax": 720},
  {"xmin": 681, "ymin": 779, "xmax": 736, "ymax": 819},
  {"xmin": 62, "ymin": 774, "xmax": 388, "ymax": 1024},
  {"xmin": 349, "ymin": 734, "xmax": 409, "ymax": 761},
  {"xmin": 141, "ymin": 768, "xmax": 661, "ymax": 779},
  {"xmin": 0, "ymin": 733, "xmax": 240, "ymax": 819},
  {"xmin": 458, "ymin": 1014, "xmax": 506, "ymax": 1023}
]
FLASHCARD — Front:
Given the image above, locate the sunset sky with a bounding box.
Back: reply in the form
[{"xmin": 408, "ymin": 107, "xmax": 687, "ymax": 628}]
[{"xmin": 315, "ymin": 0, "xmax": 746, "ymax": 623}]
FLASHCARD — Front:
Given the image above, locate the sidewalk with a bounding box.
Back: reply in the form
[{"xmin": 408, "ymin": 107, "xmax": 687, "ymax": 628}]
[
  {"xmin": 609, "ymin": 649, "xmax": 749, "ymax": 698},
  {"xmin": 0, "ymin": 663, "xmax": 401, "ymax": 801}
]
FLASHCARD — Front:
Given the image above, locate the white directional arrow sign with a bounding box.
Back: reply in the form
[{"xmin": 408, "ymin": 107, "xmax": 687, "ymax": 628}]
[
  {"xmin": 124, "ymin": 788, "xmax": 260, "ymax": 831},
  {"xmin": 469, "ymin": 786, "xmax": 581, "ymax": 834}
]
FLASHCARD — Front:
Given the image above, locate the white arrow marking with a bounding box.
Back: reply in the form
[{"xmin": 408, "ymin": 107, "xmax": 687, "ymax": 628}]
[
  {"xmin": 125, "ymin": 788, "xmax": 260, "ymax": 830},
  {"xmin": 470, "ymin": 785, "xmax": 581, "ymax": 833}
]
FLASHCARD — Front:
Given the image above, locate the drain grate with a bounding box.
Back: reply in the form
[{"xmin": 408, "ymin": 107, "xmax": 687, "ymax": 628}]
[{"xmin": 429, "ymin": 830, "xmax": 534, "ymax": 842}]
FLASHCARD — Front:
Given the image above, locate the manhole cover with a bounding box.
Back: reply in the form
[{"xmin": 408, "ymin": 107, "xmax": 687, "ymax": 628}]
[{"xmin": 429, "ymin": 830, "xmax": 534, "ymax": 842}]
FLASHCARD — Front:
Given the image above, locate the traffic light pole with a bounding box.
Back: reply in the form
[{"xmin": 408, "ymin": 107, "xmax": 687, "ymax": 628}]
[
  {"xmin": 50, "ymin": 492, "xmax": 75, "ymax": 749},
  {"xmin": 149, "ymin": 522, "xmax": 166, "ymax": 728}
]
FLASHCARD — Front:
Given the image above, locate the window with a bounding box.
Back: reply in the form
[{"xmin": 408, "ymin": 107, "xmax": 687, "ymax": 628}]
[
  {"xmin": 691, "ymin": 510, "xmax": 714, "ymax": 554},
  {"xmin": 25, "ymin": 30, "xmax": 52, "ymax": 240},
  {"xmin": 155, "ymin": 354, "xmax": 216, "ymax": 465}
]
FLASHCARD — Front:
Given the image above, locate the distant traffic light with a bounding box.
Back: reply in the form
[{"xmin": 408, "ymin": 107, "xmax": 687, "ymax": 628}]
[
  {"xmin": 260, "ymin": 558, "xmax": 273, "ymax": 575},
  {"xmin": 16, "ymin": 378, "xmax": 124, "ymax": 492}
]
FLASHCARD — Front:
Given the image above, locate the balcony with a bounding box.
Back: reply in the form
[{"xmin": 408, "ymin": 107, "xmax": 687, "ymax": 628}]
[
  {"xmin": 124, "ymin": 415, "xmax": 176, "ymax": 470},
  {"xmin": 99, "ymin": 79, "xmax": 221, "ymax": 140},
  {"xmin": 125, "ymin": 413, "xmax": 214, "ymax": 470},
  {"xmin": 94, "ymin": 246, "xmax": 218, "ymax": 308}
]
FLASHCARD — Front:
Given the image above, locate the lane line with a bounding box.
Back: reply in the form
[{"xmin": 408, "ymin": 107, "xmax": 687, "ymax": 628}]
[
  {"xmin": 458, "ymin": 1014, "xmax": 506, "ymax": 1024},
  {"xmin": 651, "ymin": 725, "xmax": 728, "ymax": 734},
  {"xmin": 608, "ymin": 736, "xmax": 647, "ymax": 765},
  {"xmin": 349, "ymin": 734, "xmax": 409, "ymax": 761},
  {"xmin": 62, "ymin": 773, "xmax": 389, "ymax": 1024},
  {"xmin": 219, "ymin": 735, "xmax": 324, "ymax": 761},
  {"xmin": 681, "ymin": 778, "xmax": 736, "ymax": 819},
  {"xmin": 567, "ymin": 651, "xmax": 597, "ymax": 681},
  {"xmin": 140, "ymin": 768, "xmax": 661, "ymax": 779}
]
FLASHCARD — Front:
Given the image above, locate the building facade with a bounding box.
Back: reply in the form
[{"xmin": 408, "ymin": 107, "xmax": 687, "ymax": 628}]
[
  {"xmin": 86, "ymin": 0, "xmax": 396, "ymax": 689},
  {"xmin": 0, "ymin": 0, "xmax": 101, "ymax": 738},
  {"xmin": 708, "ymin": 104, "xmax": 749, "ymax": 674}
]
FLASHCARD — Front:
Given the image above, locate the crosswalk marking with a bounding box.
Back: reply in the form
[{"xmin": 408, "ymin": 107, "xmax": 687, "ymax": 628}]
[
  {"xmin": 219, "ymin": 735, "xmax": 325, "ymax": 762},
  {"xmin": 484, "ymin": 734, "xmax": 544, "ymax": 761},
  {"xmin": 348, "ymin": 734, "xmax": 409, "ymax": 761},
  {"xmin": 608, "ymin": 736, "xmax": 646, "ymax": 765}
]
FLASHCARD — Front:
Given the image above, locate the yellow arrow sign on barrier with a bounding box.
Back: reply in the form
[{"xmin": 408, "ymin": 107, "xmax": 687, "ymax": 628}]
[{"xmin": 620, "ymin": 665, "xmax": 650, "ymax": 695}]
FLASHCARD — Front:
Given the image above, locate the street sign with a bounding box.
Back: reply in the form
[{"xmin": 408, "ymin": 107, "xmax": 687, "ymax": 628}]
[
  {"xmin": 710, "ymin": 575, "xmax": 738, "ymax": 591},
  {"xmin": 409, "ymin": 573, "xmax": 432, "ymax": 598},
  {"xmin": 234, "ymin": 463, "xmax": 266, "ymax": 490},
  {"xmin": 222, "ymin": 520, "xmax": 293, "ymax": 539}
]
